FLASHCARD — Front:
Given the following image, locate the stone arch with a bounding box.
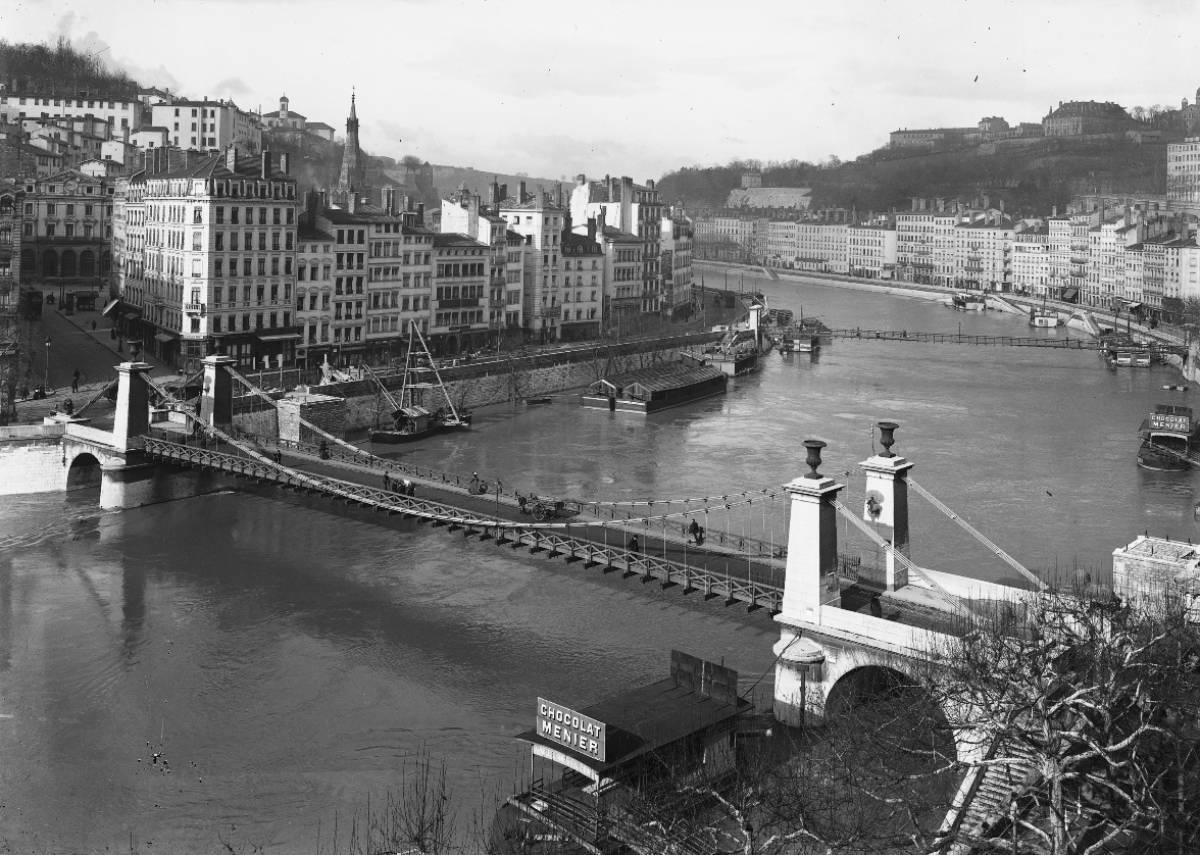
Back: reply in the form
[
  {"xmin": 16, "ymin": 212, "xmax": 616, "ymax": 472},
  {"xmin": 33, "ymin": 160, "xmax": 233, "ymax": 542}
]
[
  {"xmin": 42, "ymin": 249, "xmax": 58, "ymax": 277},
  {"xmin": 66, "ymin": 452, "xmax": 103, "ymax": 492},
  {"xmin": 79, "ymin": 249, "xmax": 95, "ymax": 277},
  {"xmin": 61, "ymin": 249, "xmax": 77, "ymax": 278}
]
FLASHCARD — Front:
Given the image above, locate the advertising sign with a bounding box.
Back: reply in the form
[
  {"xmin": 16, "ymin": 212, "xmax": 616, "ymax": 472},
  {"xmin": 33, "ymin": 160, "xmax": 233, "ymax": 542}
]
[{"xmin": 536, "ymin": 698, "xmax": 606, "ymax": 762}]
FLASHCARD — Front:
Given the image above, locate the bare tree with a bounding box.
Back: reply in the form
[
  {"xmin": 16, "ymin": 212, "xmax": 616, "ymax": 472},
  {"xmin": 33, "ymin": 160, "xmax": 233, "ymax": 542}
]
[{"xmin": 929, "ymin": 589, "xmax": 1200, "ymax": 855}]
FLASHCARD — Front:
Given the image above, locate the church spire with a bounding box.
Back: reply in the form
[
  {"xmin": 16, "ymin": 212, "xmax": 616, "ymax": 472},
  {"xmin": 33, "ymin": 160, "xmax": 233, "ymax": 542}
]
[{"xmin": 336, "ymin": 89, "xmax": 366, "ymax": 204}]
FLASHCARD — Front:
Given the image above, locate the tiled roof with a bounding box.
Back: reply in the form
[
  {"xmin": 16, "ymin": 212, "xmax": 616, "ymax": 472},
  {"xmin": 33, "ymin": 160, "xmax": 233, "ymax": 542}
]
[
  {"xmin": 432, "ymin": 232, "xmax": 486, "ymax": 248},
  {"xmin": 298, "ymin": 224, "xmax": 334, "ymax": 241},
  {"xmin": 319, "ymin": 204, "xmax": 404, "ymax": 224},
  {"xmin": 600, "ymin": 225, "xmax": 640, "ymax": 243},
  {"xmin": 306, "ymin": 121, "xmax": 335, "ymax": 130}
]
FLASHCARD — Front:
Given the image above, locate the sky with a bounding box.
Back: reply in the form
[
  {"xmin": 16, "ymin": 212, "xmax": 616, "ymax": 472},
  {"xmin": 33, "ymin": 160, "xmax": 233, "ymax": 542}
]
[{"xmin": 3, "ymin": 0, "xmax": 1199, "ymax": 182}]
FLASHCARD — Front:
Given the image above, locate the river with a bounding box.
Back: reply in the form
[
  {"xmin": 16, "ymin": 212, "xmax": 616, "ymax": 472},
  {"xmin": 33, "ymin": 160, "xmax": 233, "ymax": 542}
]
[{"xmin": 1, "ymin": 269, "xmax": 1196, "ymax": 853}]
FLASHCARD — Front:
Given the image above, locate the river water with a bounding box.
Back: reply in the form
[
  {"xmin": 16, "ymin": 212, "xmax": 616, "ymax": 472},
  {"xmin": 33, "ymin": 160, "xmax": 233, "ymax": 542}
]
[{"xmin": 2, "ymin": 269, "xmax": 1196, "ymax": 853}]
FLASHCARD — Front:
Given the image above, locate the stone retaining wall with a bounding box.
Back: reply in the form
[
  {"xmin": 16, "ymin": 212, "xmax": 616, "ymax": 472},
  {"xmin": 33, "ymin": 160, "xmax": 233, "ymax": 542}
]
[{"xmin": 231, "ymin": 333, "xmax": 722, "ymax": 436}]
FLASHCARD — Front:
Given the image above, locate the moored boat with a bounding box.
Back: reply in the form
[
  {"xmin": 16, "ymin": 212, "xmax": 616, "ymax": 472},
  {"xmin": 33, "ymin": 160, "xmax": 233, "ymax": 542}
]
[
  {"xmin": 952, "ymin": 292, "xmax": 987, "ymax": 311},
  {"xmin": 1137, "ymin": 404, "xmax": 1200, "ymax": 471},
  {"xmin": 1029, "ymin": 307, "xmax": 1062, "ymax": 327},
  {"xmin": 366, "ymin": 322, "xmax": 471, "ymax": 443}
]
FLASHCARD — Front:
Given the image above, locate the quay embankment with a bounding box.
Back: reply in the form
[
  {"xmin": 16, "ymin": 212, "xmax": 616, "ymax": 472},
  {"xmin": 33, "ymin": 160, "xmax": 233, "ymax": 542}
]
[{"xmin": 231, "ymin": 329, "xmax": 728, "ymax": 437}]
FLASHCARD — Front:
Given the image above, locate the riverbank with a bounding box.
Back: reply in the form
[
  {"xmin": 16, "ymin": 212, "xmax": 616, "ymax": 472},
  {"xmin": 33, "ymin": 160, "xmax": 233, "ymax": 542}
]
[
  {"xmin": 697, "ymin": 259, "xmax": 1192, "ymax": 379},
  {"xmin": 696, "ymin": 260, "xmax": 949, "ymax": 304}
]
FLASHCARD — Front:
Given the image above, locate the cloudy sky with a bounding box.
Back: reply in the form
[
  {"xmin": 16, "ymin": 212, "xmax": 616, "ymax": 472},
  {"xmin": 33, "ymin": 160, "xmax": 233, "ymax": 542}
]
[{"xmin": 3, "ymin": 0, "xmax": 1198, "ymax": 181}]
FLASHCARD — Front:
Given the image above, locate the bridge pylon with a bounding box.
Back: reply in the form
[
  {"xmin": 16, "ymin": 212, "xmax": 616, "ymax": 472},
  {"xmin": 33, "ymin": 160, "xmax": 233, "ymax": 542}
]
[
  {"xmin": 111, "ymin": 361, "xmax": 154, "ymax": 452},
  {"xmin": 860, "ymin": 421, "xmax": 913, "ymax": 591},
  {"xmin": 773, "ymin": 439, "xmax": 843, "ymax": 727},
  {"xmin": 200, "ymin": 354, "xmax": 237, "ymax": 429}
]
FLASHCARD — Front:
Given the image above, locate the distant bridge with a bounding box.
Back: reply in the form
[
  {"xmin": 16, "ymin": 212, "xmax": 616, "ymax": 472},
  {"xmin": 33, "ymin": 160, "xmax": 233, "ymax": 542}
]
[{"xmin": 828, "ymin": 328, "xmax": 1188, "ymax": 355}]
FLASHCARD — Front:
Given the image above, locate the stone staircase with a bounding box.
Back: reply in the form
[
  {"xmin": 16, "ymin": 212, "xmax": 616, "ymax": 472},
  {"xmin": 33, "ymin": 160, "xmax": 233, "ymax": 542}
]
[{"xmin": 939, "ymin": 737, "xmax": 1041, "ymax": 853}]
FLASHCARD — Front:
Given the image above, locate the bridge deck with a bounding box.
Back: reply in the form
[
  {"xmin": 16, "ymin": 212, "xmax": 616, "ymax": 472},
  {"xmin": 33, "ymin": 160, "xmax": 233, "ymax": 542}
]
[
  {"xmin": 829, "ymin": 328, "xmax": 1186, "ymax": 354},
  {"xmin": 137, "ymin": 429, "xmax": 969, "ymax": 637}
]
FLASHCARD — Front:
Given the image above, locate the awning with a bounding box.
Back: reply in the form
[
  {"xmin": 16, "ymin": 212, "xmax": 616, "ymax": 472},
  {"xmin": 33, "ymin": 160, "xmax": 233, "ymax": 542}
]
[
  {"xmin": 257, "ymin": 332, "xmax": 302, "ymax": 342},
  {"xmin": 101, "ymin": 298, "xmax": 120, "ymax": 317},
  {"xmin": 1061, "ymin": 287, "xmax": 1079, "ymax": 302},
  {"xmin": 154, "ymin": 332, "xmax": 178, "ymax": 343},
  {"xmin": 1124, "ymin": 301, "xmax": 1143, "ymax": 310}
]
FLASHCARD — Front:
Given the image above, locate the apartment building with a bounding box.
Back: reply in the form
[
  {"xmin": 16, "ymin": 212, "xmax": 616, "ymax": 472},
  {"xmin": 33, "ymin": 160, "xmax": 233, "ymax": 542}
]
[
  {"xmin": 150, "ymin": 99, "xmax": 261, "ymax": 153},
  {"xmin": 660, "ymin": 210, "xmax": 694, "ymax": 319},
  {"xmin": 112, "ymin": 147, "xmax": 298, "ymax": 372},
  {"xmin": 18, "ymin": 169, "xmax": 113, "ymax": 297},
  {"xmin": 847, "ymin": 225, "xmax": 897, "ymax": 279},
  {"xmin": 432, "ymin": 232, "xmax": 491, "ymax": 354},
  {"xmin": 500, "ymin": 188, "xmax": 565, "ymax": 343},
  {"xmin": 0, "ymin": 92, "xmax": 140, "ymax": 133},
  {"xmin": 953, "ymin": 215, "xmax": 1013, "ymax": 291}
]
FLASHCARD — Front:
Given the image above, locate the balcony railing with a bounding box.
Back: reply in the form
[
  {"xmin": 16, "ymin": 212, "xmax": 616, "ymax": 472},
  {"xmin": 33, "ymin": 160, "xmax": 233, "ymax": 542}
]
[
  {"xmin": 434, "ymin": 297, "xmax": 484, "ymax": 309},
  {"xmin": 184, "ymin": 302, "xmax": 204, "ymax": 314}
]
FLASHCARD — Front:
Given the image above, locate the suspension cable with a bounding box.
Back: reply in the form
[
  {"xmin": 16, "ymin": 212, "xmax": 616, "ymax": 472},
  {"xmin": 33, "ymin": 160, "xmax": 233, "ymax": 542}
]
[
  {"xmin": 907, "ymin": 477, "xmax": 1046, "ymax": 591},
  {"xmin": 830, "ymin": 498, "xmax": 975, "ymax": 618}
]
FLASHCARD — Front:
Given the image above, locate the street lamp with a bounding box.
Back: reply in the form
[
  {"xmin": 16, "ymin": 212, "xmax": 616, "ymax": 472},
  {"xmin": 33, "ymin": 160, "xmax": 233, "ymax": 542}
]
[{"xmin": 43, "ymin": 336, "xmax": 51, "ymax": 393}]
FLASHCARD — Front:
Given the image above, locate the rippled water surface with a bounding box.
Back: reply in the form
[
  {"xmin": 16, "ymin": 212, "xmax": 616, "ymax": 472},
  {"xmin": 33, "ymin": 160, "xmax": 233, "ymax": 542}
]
[{"xmin": 1, "ymin": 271, "xmax": 1196, "ymax": 853}]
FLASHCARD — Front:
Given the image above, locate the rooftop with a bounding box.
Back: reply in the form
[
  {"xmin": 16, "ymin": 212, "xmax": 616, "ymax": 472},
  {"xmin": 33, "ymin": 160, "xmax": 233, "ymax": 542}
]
[
  {"xmin": 1119, "ymin": 535, "xmax": 1198, "ymax": 563},
  {"xmin": 515, "ymin": 674, "xmax": 749, "ymax": 775},
  {"xmin": 432, "ymin": 232, "xmax": 486, "ymax": 248}
]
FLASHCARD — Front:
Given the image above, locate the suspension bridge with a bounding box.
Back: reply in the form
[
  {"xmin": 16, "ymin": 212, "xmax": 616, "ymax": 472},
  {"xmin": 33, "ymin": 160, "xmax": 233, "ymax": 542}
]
[{"xmin": 0, "ymin": 354, "xmax": 1094, "ymax": 845}]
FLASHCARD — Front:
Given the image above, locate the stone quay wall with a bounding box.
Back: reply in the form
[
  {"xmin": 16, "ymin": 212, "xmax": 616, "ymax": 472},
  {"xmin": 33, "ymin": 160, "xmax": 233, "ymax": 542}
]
[{"xmin": 232, "ymin": 331, "xmax": 724, "ymax": 437}]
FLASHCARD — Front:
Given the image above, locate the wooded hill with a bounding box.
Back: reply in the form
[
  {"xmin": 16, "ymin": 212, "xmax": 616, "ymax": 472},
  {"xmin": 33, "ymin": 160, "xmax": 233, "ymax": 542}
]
[
  {"xmin": 0, "ymin": 37, "xmax": 139, "ymax": 98},
  {"xmin": 659, "ymin": 136, "xmax": 1170, "ymax": 217}
]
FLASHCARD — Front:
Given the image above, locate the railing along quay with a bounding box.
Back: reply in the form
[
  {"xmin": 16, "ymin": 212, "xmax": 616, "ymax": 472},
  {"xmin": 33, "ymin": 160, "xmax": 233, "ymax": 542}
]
[{"xmin": 138, "ymin": 434, "xmax": 785, "ymax": 614}]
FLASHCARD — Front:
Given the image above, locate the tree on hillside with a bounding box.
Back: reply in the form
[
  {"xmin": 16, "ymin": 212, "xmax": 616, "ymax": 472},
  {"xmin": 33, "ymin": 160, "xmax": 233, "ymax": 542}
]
[{"xmin": 0, "ymin": 36, "xmax": 139, "ymax": 96}]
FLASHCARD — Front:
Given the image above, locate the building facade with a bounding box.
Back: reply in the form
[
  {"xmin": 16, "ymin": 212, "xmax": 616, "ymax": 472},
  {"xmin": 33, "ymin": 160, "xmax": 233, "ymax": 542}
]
[
  {"xmin": 18, "ymin": 169, "xmax": 113, "ymax": 299},
  {"xmin": 112, "ymin": 148, "xmax": 299, "ymax": 372},
  {"xmin": 847, "ymin": 225, "xmax": 897, "ymax": 279},
  {"xmin": 1166, "ymin": 137, "xmax": 1200, "ymax": 215},
  {"xmin": 150, "ymin": 100, "xmax": 261, "ymax": 153},
  {"xmin": 501, "ymin": 191, "xmax": 565, "ymax": 343},
  {"xmin": 660, "ymin": 210, "xmax": 694, "ymax": 319}
]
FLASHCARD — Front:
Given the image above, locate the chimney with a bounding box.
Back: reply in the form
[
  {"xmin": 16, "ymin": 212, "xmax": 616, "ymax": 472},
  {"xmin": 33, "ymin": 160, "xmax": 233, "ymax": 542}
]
[
  {"xmin": 348, "ymin": 194, "xmax": 358, "ymax": 214},
  {"xmin": 608, "ymin": 175, "xmax": 617, "ymax": 203},
  {"xmin": 518, "ymin": 180, "xmax": 527, "ymax": 202},
  {"xmin": 122, "ymin": 124, "xmax": 130, "ymax": 143},
  {"xmin": 318, "ymin": 189, "xmax": 328, "ymax": 212},
  {"xmin": 587, "ymin": 216, "xmax": 597, "ymax": 241},
  {"xmin": 225, "ymin": 145, "xmax": 238, "ymax": 172},
  {"xmin": 416, "ymin": 202, "xmax": 424, "ymax": 225},
  {"xmin": 279, "ymin": 151, "xmax": 290, "ymax": 175},
  {"xmin": 499, "ymin": 183, "xmax": 507, "ymax": 202},
  {"xmin": 489, "ymin": 177, "xmax": 501, "ymax": 207},
  {"xmin": 260, "ymin": 149, "xmax": 271, "ymax": 179},
  {"xmin": 305, "ymin": 189, "xmax": 318, "ymax": 223},
  {"xmin": 647, "ymin": 178, "xmax": 655, "ymax": 190}
]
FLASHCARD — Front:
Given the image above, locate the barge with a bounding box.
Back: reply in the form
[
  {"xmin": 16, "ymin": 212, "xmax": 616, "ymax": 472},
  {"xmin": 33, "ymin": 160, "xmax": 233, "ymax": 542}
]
[
  {"xmin": 1138, "ymin": 404, "xmax": 1199, "ymax": 471},
  {"xmin": 581, "ymin": 361, "xmax": 728, "ymax": 413}
]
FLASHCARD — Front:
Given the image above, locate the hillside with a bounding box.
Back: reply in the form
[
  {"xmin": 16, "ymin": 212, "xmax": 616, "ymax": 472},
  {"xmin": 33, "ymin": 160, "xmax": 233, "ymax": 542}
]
[
  {"xmin": 0, "ymin": 37, "xmax": 139, "ymax": 97},
  {"xmin": 430, "ymin": 164, "xmax": 567, "ymax": 205},
  {"xmin": 659, "ymin": 136, "xmax": 1170, "ymax": 217}
]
